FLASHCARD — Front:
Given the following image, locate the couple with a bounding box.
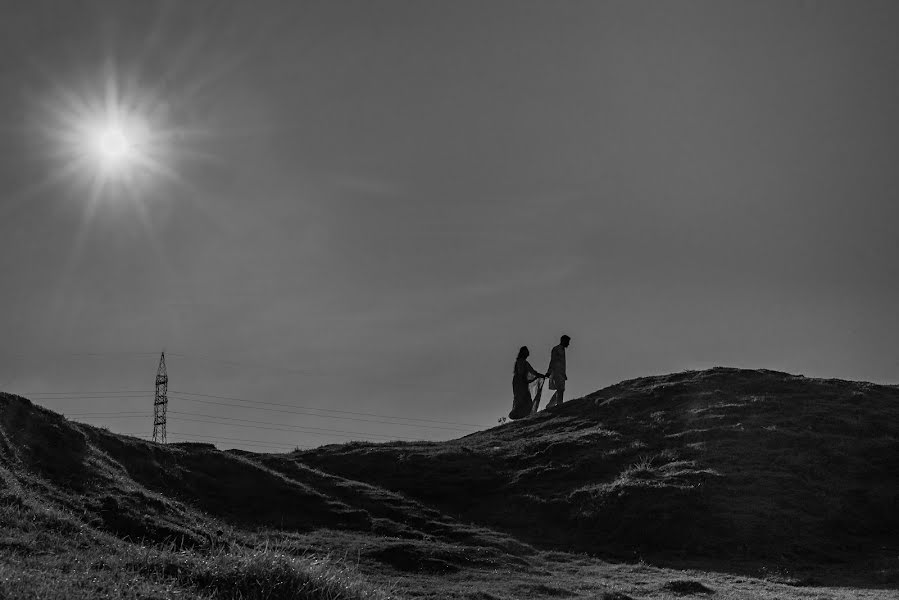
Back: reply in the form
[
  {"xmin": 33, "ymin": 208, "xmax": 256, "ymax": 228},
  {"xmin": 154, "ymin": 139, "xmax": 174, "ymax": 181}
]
[{"xmin": 509, "ymin": 335, "xmax": 571, "ymax": 420}]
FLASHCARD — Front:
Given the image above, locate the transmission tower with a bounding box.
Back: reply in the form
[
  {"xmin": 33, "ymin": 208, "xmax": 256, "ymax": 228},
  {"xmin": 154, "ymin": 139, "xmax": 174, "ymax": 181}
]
[{"xmin": 153, "ymin": 351, "xmax": 168, "ymax": 443}]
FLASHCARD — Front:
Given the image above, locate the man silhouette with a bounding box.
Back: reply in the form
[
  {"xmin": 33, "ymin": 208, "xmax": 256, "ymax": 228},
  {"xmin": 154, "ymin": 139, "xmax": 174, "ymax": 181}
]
[{"xmin": 545, "ymin": 335, "xmax": 571, "ymax": 409}]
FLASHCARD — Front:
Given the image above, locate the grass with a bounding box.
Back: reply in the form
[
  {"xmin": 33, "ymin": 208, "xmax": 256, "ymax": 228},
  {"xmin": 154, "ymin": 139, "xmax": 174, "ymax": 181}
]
[
  {"xmin": 127, "ymin": 543, "xmax": 395, "ymax": 599},
  {"xmin": 0, "ymin": 501, "xmax": 394, "ymax": 600},
  {"xmin": 0, "ymin": 546, "xmax": 395, "ymax": 600}
]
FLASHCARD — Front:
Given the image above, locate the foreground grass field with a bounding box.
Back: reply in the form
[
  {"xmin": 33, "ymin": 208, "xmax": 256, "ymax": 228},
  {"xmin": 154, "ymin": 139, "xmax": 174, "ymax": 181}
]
[
  {"xmin": 1, "ymin": 496, "xmax": 894, "ymax": 600},
  {"xmin": 0, "ymin": 494, "xmax": 394, "ymax": 600},
  {"xmin": 1, "ymin": 367, "xmax": 897, "ymax": 598},
  {"xmin": 0, "ymin": 546, "xmax": 391, "ymax": 600}
]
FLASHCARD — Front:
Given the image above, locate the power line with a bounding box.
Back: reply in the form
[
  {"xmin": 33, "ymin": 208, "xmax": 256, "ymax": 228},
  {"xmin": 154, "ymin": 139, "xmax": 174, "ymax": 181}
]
[
  {"xmin": 94, "ymin": 428, "xmax": 309, "ymax": 450},
  {"xmin": 22, "ymin": 365, "xmax": 485, "ymax": 450},
  {"xmin": 171, "ymin": 389, "xmax": 481, "ymax": 428},
  {"xmin": 69, "ymin": 416, "xmax": 397, "ymax": 452},
  {"xmin": 53, "ymin": 401, "xmax": 466, "ymax": 449},
  {"xmin": 168, "ymin": 394, "xmax": 473, "ymax": 433},
  {"xmin": 64, "ymin": 412, "xmax": 146, "ymax": 417},
  {"xmin": 165, "ymin": 431, "xmax": 308, "ymax": 450},
  {"xmin": 63, "ymin": 410, "xmax": 410, "ymax": 439},
  {"xmin": 64, "ymin": 409, "xmax": 427, "ymax": 438},
  {"xmin": 20, "ymin": 388, "xmax": 480, "ymax": 430},
  {"xmin": 167, "ymin": 413, "xmax": 411, "ymax": 441},
  {"xmin": 20, "ymin": 394, "xmax": 151, "ymax": 401},
  {"xmin": 64, "ymin": 411, "xmax": 414, "ymax": 441},
  {"xmin": 128, "ymin": 431, "xmax": 306, "ymax": 451},
  {"xmin": 19, "ymin": 390, "xmax": 152, "ymax": 395},
  {"xmin": 1, "ymin": 352, "xmax": 160, "ymax": 359},
  {"xmin": 57, "ymin": 404, "xmax": 468, "ymax": 438}
]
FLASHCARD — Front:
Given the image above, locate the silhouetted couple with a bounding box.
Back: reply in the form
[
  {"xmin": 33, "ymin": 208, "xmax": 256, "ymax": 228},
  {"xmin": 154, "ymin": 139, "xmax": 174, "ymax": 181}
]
[{"xmin": 509, "ymin": 335, "xmax": 571, "ymax": 420}]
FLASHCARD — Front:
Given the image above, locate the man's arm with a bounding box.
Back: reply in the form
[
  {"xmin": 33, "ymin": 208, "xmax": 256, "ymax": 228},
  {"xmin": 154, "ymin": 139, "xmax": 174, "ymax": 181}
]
[{"xmin": 547, "ymin": 345, "xmax": 560, "ymax": 374}]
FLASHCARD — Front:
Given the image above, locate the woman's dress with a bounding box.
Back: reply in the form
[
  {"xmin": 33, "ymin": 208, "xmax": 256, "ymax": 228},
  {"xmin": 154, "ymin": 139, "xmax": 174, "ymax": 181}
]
[{"xmin": 510, "ymin": 358, "xmax": 541, "ymax": 420}]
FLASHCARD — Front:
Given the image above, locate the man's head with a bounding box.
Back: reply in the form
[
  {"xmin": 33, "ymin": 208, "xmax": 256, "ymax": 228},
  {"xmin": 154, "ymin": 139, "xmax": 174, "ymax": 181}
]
[{"xmin": 560, "ymin": 335, "xmax": 571, "ymax": 347}]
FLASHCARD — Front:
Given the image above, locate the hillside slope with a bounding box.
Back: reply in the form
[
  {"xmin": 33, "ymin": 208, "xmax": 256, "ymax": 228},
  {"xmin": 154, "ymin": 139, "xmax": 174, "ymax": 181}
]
[
  {"xmin": 0, "ymin": 367, "xmax": 897, "ymax": 596},
  {"xmin": 299, "ymin": 367, "xmax": 899, "ymax": 564},
  {"xmin": 0, "ymin": 391, "xmax": 527, "ymax": 567}
]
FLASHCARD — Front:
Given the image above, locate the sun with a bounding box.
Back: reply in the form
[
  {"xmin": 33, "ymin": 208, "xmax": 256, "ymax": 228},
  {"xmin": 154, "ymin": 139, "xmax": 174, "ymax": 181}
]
[
  {"xmin": 81, "ymin": 112, "xmax": 148, "ymax": 176},
  {"xmin": 36, "ymin": 65, "xmax": 176, "ymax": 199},
  {"xmin": 92, "ymin": 122, "xmax": 137, "ymax": 168}
]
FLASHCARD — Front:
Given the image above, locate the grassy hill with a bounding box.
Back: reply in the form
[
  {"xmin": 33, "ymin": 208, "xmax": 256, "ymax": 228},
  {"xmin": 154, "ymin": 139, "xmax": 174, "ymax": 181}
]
[
  {"xmin": 300, "ymin": 368, "xmax": 899, "ymax": 563},
  {"xmin": 0, "ymin": 367, "xmax": 897, "ymax": 599}
]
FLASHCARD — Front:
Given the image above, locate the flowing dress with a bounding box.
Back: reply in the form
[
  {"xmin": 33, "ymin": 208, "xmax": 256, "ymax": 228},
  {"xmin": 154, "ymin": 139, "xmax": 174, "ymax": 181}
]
[{"xmin": 510, "ymin": 358, "xmax": 543, "ymax": 420}]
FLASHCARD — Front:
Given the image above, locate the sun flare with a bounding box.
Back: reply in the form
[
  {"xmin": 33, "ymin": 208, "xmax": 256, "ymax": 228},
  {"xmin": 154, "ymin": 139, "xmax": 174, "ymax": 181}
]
[{"xmin": 36, "ymin": 66, "xmax": 178, "ymax": 199}]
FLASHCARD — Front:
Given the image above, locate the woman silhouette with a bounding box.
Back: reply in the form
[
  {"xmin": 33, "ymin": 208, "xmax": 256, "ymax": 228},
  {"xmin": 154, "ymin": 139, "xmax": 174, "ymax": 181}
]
[{"xmin": 509, "ymin": 346, "xmax": 546, "ymax": 420}]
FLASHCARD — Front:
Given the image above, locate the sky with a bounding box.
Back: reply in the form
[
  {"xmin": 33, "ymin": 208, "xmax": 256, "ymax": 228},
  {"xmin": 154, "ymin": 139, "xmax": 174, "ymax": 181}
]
[{"xmin": 2, "ymin": 1, "xmax": 898, "ymax": 450}]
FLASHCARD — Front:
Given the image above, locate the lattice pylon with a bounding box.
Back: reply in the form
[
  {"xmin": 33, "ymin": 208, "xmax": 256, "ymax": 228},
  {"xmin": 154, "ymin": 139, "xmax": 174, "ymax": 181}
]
[{"xmin": 153, "ymin": 351, "xmax": 168, "ymax": 443}]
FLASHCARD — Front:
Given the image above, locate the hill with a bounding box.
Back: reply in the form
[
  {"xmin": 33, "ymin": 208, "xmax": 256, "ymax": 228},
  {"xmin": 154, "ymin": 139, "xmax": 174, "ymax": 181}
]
[
  {"xmin": 300, "ymin": 367, "xmax": 899, "ymax": 563},
  {"xmin": 0, "ymin": 367, "xmax": 897, "ymax": 599}
]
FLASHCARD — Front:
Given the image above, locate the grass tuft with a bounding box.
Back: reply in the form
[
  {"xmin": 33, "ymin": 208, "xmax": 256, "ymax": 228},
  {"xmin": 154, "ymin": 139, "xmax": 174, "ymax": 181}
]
[{"xmin": 620, "ymin": 455, "xmax": 657, "ymax": 479}]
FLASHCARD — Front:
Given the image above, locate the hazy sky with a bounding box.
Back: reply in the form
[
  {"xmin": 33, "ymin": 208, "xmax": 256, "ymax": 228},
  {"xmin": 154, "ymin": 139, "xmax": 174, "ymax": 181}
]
[{"xmin": 2, "ymin": 1, "xmax": 898, "ymax": 450}]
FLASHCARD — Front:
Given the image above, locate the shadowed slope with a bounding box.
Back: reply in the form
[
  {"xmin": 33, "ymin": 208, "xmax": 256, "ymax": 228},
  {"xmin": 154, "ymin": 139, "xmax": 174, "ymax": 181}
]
[{"xmin": 0, "ymin": 391, "xmax": 530, "ymax": 568}]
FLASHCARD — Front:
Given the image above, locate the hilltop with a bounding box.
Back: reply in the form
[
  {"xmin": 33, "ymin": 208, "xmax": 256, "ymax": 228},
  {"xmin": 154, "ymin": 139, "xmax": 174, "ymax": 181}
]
[{"xmin": 0, "ymin": 367, "xmax": 897, "ymax": 599}]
